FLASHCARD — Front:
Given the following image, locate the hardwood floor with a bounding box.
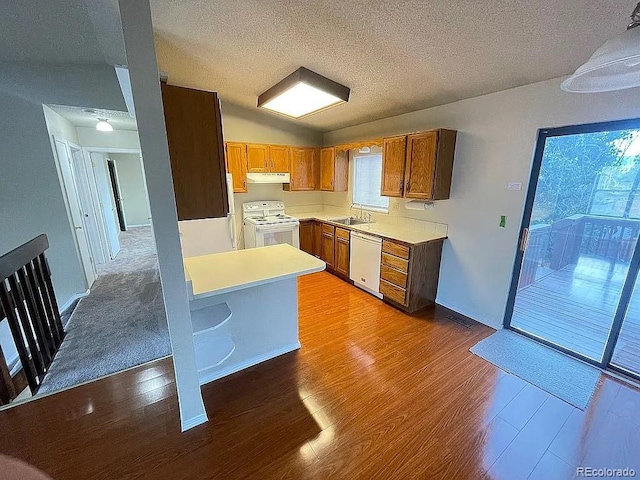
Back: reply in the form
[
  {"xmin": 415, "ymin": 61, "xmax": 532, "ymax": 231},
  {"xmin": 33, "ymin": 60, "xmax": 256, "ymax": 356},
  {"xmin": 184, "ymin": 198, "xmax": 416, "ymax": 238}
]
[{"xmin": 1, "ymin": 272, "xmax": 640, "ymax": 479}]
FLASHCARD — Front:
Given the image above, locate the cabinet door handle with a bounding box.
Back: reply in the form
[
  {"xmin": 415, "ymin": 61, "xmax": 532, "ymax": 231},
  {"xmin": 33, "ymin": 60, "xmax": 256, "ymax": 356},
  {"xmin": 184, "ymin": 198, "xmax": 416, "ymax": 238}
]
[
  {"xmin": 405, "ymin": 180, "xmax": 410, "ymax": 192},
  {"xmin": 399, "ymin": 181, "xmax": 404, "ymax": 193}
]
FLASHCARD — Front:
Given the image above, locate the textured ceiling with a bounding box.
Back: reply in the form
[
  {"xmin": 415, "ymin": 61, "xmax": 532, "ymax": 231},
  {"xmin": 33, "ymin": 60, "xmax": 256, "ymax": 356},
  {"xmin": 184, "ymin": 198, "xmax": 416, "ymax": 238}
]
[
  {"xmin": 150, "ymin": 0, "xmax": 630, "ymax": 132},
  {"xmin": 48, "ymin": 104, "xmax": 138, "ymax": 131}
]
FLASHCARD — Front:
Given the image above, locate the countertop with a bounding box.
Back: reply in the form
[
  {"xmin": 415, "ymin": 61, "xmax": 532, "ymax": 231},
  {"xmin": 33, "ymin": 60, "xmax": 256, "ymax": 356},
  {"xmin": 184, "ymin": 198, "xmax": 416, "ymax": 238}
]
[
  {"xmin": 184, "ymin": 244, "xmax": 326, "ymax": 299},
  {"xmin": 294, "ymin": 212, "xmax": 448, "ymax": 245}
]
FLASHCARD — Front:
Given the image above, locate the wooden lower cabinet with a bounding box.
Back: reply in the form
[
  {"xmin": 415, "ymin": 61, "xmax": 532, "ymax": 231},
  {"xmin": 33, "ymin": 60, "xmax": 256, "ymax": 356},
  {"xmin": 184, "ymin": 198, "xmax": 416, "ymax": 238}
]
[
  {"xmin": 316, "ymin": 223, "xmax": 350, "ymax": 277},
  {"xmin": 379, "ymin": 239, "xmax": 444, "ymax": 313},
  {"xmin": 320, "ymin": 224, "xmax": 335, "ymax": 269},
  {"xmin": 299, "ymin": 220, "xmax": 315, "ymax": 255},
  {"xmin": 302, "ymin": 220, "xmax": 443, "ymax": 313},
  {"xmin": 334, "ymin": 227, "xmax": 350, "ymax": 278}
]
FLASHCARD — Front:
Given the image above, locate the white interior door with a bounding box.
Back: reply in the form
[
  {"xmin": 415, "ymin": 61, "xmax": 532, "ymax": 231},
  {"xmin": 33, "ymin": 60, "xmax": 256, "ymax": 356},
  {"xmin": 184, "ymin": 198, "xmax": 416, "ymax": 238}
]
[
  {"xmin": 53, "ymin": 138, "xmax": 97, "ymax": 288},
  {"xmin": 89, "ymin": 152, "xmax": 121, "ymax": 259},
  {"xmin": 69, "ymin": 145, "xmax": 107, "ymax": 265}
]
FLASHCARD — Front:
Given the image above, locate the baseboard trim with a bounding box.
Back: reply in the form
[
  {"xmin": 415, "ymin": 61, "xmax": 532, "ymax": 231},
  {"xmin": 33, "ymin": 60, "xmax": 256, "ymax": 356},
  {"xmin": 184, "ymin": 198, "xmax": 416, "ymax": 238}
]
[
  {"xmin": 59, "ymin": 291, "xmax": 89, "ymax": 314},
  {"xmin": 198, "ymin": 342, "xmax": 301, "ymax": 386},
  {"xmin": 181, "ymin": 413, "xmax": 208, "ymax": 432},
  {"xmin": 126, "ymin": 223, "xmax": 151, "ymax": 228}
]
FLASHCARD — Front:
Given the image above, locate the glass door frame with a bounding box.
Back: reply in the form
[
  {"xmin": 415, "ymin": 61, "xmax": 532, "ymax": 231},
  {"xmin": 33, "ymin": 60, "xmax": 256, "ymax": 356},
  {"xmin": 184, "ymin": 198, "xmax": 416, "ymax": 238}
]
[{"xmin": 503, "ymin": 117, "xmax": 640, "ymax": 381}]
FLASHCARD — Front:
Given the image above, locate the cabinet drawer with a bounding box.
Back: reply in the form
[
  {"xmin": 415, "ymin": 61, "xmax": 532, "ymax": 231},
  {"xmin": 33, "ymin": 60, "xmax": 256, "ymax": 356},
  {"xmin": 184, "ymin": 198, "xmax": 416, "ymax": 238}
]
[
  {"xmin": 380, "ymin": 279, "xmax": 406, "ymax": 305},
  {"xmin": 322, "ymin": 223, "xmax": 335, "ymax": 235},
  {"xmin": 381, "ymin": 252, "xmax": 408, "ymax": 273},
  {"xmin": 382, "ymin": 240, "xmax": 409, "ymax": 259},
  {"xmin": 380, "ymin": 265, "xmax": 407, "ymax": 289},
  {"xmin": 335, "ymin": 227, "xmax": 350, "ymax": 241}
]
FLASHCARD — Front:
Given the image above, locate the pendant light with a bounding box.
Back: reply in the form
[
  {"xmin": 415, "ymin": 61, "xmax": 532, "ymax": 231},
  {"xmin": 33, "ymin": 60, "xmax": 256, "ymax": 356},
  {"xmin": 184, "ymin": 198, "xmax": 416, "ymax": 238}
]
[
  {"xmin": 96, "ymin": 118, "xmax": 113, "ymax": 132},
  {"xmin": 561, "ymin": 3, "xmax": 640, "ymax": 92}
]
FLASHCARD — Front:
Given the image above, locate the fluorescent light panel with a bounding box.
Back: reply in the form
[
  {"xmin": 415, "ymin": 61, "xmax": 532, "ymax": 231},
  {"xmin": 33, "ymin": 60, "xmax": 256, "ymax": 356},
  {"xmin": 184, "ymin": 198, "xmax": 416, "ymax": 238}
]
[
  {"xmin": 258, "ymin": 67, "xmax": 350, "ymax": 119},
  {"xmin": 261, "ymin": 82, "xmax": 344, "ymax": 118}
]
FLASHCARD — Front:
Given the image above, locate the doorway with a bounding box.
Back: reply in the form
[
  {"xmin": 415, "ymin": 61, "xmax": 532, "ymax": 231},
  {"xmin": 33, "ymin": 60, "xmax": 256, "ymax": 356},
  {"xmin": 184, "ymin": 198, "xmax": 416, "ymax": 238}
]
[
  {"xmin": 107, "ymin": 159, "xmax": 127, "ymax": 232},
  {"xmin": 505, "ymin": 118, "xmax": 640, "ymax": 381}
]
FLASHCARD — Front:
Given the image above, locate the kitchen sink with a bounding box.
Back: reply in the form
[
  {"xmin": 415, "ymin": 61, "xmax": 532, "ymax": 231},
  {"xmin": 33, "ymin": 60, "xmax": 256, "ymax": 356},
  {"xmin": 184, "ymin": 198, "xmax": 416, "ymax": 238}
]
[{"xmin": 329, "ymin": 217, "xmax": 372, "ymax": 226}]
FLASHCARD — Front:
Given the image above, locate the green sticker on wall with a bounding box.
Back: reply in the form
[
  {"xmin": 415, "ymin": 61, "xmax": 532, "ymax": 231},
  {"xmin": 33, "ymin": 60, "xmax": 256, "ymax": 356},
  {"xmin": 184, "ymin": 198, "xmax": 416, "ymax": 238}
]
[{"xmin": 499, "ymin": 215, "xmax": 507, "ymax": 228}]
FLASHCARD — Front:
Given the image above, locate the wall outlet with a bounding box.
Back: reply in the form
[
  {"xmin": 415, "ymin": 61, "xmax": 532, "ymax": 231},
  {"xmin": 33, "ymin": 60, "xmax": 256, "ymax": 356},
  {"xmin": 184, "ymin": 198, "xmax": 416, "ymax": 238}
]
[{"xmin": 392, "ymin": 202, "xmax": 399, "ymax": 211}]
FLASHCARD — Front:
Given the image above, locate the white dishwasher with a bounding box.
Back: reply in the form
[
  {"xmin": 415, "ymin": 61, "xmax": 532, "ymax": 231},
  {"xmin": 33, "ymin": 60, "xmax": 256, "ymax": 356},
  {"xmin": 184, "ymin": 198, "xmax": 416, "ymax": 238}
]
[{"xmin": 350, "ymin": 232, "xmax": 383, "ymax": 298}]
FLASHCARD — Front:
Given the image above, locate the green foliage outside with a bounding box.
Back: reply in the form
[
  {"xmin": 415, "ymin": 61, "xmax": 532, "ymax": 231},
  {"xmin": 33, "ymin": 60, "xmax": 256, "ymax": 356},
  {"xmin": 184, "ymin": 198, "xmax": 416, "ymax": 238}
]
[{"xmin": 531, "ymin": 130, "xmax": 639, "ymax": 225}]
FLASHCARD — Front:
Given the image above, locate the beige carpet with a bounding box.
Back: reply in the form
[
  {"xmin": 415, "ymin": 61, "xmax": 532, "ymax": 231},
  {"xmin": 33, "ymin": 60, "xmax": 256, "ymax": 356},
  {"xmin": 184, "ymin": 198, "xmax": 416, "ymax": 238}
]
[{"xmin": 39, "ymin": 227, "xmax": 170, "ymax": 394}]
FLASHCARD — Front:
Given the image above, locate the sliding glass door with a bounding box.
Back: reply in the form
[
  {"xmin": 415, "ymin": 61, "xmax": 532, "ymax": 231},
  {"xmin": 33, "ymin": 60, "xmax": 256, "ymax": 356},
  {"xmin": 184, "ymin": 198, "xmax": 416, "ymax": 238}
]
[{"xmin": 505, "ymin": 119, "xmax": 640, "ymax": 379}]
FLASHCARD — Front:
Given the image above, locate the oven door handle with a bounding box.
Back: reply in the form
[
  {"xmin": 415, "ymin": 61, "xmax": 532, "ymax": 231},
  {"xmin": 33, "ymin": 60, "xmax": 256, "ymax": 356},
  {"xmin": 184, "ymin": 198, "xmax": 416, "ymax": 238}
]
[{"xmin": 255, "ymin": 223, "xmax": 299, "ymax": 233}]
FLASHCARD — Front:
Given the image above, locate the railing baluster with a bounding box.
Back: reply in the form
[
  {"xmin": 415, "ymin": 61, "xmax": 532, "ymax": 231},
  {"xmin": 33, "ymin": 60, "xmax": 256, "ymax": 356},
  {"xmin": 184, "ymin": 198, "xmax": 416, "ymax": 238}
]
[
  {"xmin": 33, "ymin": 255, "xmax": 64, "ymax": 348},
  {"xmin": 18, "ymin": 266, "xmax": 54, "ymax": 366},
  {"xmin": 0, "ymin": 280, "xmax": 38, "ymax": 393},
  {"xmin": 7, "ymin": 275, "xmax": 46, "ymax": 383}
]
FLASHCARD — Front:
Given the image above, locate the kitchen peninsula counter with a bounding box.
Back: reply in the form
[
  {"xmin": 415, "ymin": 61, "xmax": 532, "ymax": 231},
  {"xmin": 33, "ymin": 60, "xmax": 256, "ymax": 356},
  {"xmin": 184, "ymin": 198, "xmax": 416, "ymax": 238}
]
[{"xmin": 183, "ymin": 244, "xmax": 325, "ymax": 385}]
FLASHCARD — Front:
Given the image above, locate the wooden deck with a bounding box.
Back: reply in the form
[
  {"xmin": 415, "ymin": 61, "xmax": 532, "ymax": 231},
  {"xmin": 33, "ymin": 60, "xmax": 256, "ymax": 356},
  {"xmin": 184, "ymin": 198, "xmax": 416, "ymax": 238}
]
[{"xmin": 511, "ymin": 256, "xmax": 640, "ymax": 371}]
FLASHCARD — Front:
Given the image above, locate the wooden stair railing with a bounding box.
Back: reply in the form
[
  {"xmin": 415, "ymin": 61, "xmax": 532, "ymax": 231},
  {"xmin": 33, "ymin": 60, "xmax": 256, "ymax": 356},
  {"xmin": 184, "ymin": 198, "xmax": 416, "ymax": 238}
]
[{"xmin": 0, "ymin": 235, "xmax": 65, "ymax": 403}]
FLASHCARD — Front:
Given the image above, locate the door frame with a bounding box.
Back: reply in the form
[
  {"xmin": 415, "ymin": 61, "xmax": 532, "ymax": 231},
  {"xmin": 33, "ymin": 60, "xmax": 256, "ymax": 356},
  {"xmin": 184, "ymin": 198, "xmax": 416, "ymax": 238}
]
[
  {"xmin": 82, "ymin": 147, "xmax": 146, "ymax": 226},
  {"xmin": 503, "ymin": 117, "xmax": 640, "ymax": 377},
  {"xmin": 107, "ymin": 159, "xmax": 128, "ymax": 231},
  {"xmin": 51, "ymin": 136, "xmax": 97, "ymax": 289}
]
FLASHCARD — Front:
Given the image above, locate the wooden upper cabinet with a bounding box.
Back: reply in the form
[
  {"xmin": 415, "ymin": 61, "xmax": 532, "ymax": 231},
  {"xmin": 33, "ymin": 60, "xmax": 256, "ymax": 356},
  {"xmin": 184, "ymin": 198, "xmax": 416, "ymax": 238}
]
[
  {"xmin": 381, "ymin": 136, "xmax": 407, "ymax": 197},
  {"xmin": 161, "ymin": 83, "xmax": 228, "ymax": 220},
  {"xmin": 404, "ymin": 131, "xmax": 437, "ymax": 199},
  {"xmin": 285, "ymin": 147, "xmax": 317, "ymax": 191},
  {"xmin": 246, "ymin": 144, "xmax": 270, "ymax": 172},
  {"xmin": 320, "ymin": 147, "xmax": 348, "ymax": 192},
  {"xmin": 380, "ymin": 129, "xmax": 457, "ymax": 201},
  {"xmin": 269, "ymin": 145, "xmax": 290, "ymax": 173},
  {"xmin": 320, "ymin": 147, "xmax": 335, "ymax": 191},
  {"xmin": 225, "ymin": 143, "xmax": 248, "ymax": 193}
]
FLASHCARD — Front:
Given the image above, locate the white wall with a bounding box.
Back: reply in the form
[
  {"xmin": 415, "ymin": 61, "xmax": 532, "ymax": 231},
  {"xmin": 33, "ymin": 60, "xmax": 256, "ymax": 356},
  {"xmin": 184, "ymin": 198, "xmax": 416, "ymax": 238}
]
[
  {"xmin": 324, "ymin": 77, "xmax": 640, "ymax": 329},
  {"xmin": 43, "ymin": 106, "xmax": 80, "ymax": 145},
  {"xmin": 77, "ymin": 127, "xmax": 140, "ymax": 150},
  {"xmin": 221, "ymin": 101, "xmax": 323, "ymax": 147},
  {"xmin": 109, "ymin": 153, "xmax": 151, "ymax": 226},
  {"xmin": 0, "ymin": 93, "xmax": 88, "ymax": 371}
]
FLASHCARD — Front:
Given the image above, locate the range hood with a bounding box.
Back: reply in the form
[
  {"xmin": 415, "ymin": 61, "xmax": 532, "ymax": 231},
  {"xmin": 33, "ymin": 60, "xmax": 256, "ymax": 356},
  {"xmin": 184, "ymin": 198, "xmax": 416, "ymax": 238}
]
[{"xmin": 246, "ymin": 172, "xmax": 291, "ymax": 184}]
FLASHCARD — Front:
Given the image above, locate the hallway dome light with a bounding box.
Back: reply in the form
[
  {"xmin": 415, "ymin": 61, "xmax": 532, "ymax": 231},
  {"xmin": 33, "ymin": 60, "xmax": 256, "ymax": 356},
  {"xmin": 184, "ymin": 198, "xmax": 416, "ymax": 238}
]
[
  {"xmin": 562, "ymin": 2, "xmax": 640, "ymax": 93},
  {"xmin": 96, "ymin": 118, "xmax": 113, "ymax": 132}
]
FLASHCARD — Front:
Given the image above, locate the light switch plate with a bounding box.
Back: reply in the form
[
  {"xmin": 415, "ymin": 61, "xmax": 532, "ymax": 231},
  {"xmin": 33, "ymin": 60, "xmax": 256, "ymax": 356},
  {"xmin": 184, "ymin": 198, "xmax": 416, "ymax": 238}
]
[{"xmin": 507, "ymin": 182, "xmax": 523, "ymax": 191}]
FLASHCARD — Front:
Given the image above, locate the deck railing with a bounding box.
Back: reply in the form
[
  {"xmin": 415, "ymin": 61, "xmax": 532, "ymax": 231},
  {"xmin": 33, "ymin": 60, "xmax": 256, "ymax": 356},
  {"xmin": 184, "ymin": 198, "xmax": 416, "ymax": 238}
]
[{"xmin": 519, "ymin": 215, "xmax": 640, "ymax": 288}]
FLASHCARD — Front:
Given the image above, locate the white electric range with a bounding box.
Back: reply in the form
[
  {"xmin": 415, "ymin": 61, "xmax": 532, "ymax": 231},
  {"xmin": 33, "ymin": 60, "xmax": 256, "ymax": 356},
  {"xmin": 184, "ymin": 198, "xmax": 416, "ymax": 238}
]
[{"xmin": 242, "ymin": 201, "xmax": 300, "ymax": 249}]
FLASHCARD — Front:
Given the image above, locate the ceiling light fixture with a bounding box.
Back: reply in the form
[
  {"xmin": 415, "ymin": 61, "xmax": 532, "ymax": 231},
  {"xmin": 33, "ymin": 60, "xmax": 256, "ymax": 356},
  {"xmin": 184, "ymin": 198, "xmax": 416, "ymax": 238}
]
[
  {"xmin": 96, "ymin": 118, "xmax": 114, "ymax": 132},
  {"xmin": 562, "ymin": 2, "xmax": 640, "ymax": 93},
  {"xmin": 257, "ymin": 67, "xmax": 350, "ymax": 119}
]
